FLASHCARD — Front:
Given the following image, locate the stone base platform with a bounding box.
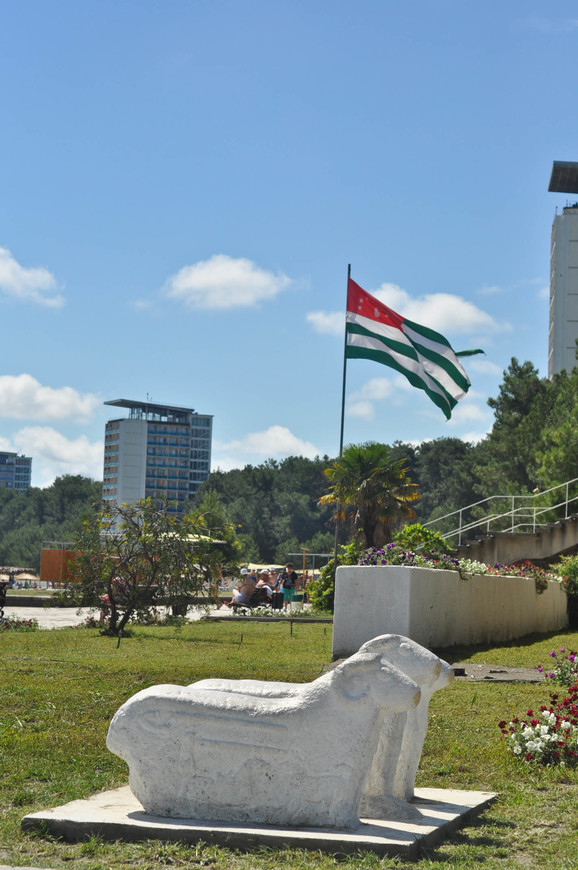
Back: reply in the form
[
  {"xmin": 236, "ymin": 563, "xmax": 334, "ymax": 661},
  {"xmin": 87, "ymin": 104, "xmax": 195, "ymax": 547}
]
[{"xmin": 22, "ymin": 785, "xmax": 496, "ymax": 859}]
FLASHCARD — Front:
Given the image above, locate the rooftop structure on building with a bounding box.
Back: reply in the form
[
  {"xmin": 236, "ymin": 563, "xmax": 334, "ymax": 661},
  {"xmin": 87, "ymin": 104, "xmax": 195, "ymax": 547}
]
[
  {"xmin": 103, "ymin": 398, "xmax": 213, "ymax": 513},
  {"xmin": 548, "ymin": 161, "xmax": 578, "ymax": 377},
  {"xmin": 0, "ymin": 451, "xmax": 32, "ymax": 492}
]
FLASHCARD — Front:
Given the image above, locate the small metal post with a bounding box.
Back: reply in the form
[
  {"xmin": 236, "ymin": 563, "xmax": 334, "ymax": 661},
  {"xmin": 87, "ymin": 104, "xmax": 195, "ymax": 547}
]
[{"xmin": 0, "ymin": 582, "xmax": 7, "ymax": 624}]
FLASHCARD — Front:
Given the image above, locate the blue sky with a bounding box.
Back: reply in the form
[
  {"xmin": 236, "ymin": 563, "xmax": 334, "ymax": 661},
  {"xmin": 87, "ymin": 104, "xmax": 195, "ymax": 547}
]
[{"xmin": 0, "ymin": 1, "xmax": 576, "ymax": 486}]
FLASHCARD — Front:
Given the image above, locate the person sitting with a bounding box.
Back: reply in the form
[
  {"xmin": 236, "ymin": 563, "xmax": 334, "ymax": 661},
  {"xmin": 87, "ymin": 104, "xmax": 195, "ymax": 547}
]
[
  {"xmin": 255, "ymin": 569, "xmax": 273, "ymax": 600},
  {"xmin": 224, "ymin": 568, "xmax": 257, "ymax": 608},
  {"xmin": 268, "ymin": 567, "xmax": 281, "ymax": 591}
]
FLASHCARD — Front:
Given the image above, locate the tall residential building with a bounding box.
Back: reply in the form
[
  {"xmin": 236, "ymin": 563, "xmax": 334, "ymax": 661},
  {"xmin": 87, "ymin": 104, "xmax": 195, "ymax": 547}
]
[
  {"xmin": 548, "ymin": 205, "xmax": 578, "ymax": 377},
  {"xmin": 548, "ymin": 161, "xmax": 578, "ymax": 376},
  {"xmin": 0, "ymin": 451, "xmax": 32, "ymax": 491},
  {"xmin": 102, "ymin": 399, "xmax": 213, "ymax": 513}
]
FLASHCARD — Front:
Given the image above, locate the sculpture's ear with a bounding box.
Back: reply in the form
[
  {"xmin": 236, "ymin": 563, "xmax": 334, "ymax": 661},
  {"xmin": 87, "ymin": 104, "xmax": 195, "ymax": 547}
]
[
  {"xmin": 360, "ymin": 634, "xmax": 403, "ymax": 649},
  {"xmin": 338, "ymin": 653, "xmax": 380, "ymax": 701}
]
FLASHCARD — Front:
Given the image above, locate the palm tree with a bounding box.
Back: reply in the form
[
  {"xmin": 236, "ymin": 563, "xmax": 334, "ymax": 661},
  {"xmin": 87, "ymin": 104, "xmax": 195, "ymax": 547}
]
[{"xmin": 320, "ymin": 442, "xmax": 418, "ymax": 548}]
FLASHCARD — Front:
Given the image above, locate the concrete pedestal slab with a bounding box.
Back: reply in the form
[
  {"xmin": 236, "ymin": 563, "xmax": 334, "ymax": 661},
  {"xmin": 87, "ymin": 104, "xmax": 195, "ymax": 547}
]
[{"xmin": 22, "ymin": 785, "xmax": 496, "ymax": 859}]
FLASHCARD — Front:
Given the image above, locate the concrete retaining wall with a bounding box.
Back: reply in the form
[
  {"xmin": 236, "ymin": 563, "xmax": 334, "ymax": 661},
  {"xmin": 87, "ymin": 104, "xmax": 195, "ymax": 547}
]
[{"xmin": 333, "ymin": 565, "xmax": 568, "ymax": 658}]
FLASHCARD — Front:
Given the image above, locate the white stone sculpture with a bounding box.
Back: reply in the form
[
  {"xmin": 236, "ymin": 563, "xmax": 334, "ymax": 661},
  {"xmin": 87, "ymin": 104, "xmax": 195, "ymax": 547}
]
[
  {"xmin": 197, "ymin": 634, "xmax": 453, "ymax": 821},
  {"xmin": 357, "ymin": 636, "xmax": 454, "ymax": 819},
  {"xmin": 106, "ymin": 647, "xmax": 421, "ymax": 829}
]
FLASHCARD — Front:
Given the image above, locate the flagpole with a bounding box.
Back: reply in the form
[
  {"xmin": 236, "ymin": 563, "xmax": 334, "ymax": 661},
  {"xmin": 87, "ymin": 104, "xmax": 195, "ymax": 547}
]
[
  {"xmin": 338, "ymin": 263, "xmax": 351, "ymax": 458},
  {"xmin": 333, "ymin": 263, "xmax": 351, "ymax": 571}
]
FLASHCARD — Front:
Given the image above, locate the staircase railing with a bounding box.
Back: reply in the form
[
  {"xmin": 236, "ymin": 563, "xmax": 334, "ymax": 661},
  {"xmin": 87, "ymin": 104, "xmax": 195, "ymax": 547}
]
[{"xmin": 423, "ymin": 478, "xmax": 578, "ymax": 546}]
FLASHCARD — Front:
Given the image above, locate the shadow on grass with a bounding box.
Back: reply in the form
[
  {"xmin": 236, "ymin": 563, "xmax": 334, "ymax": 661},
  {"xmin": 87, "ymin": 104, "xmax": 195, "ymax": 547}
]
[
  {"xmin": 433, "ymin": 627, "xmax": 578, "ymax": 663},
  {"xmin": 418, "ymin": 813, "xmax": 515, "ymax": 861},
  {"xmin": 130, "ymin": 633, "xmax": 244, "ymax": 645}
]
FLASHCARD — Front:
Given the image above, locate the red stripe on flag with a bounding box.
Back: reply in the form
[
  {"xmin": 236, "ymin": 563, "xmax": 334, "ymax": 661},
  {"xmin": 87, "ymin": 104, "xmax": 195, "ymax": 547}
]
[{"xmin": 347, "ymin": 278, "xmax": 404, "ymax": 331}]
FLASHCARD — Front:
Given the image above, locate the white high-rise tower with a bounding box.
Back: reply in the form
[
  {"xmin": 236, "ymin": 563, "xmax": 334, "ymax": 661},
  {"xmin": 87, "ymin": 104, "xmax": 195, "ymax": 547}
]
[
  {"xmin": 548, "ymin": 161, "xmax": 578, "ymax": 377},
  {"xmin": 102, "ymin": 399, "xmax": 212, "ymax": 513}
]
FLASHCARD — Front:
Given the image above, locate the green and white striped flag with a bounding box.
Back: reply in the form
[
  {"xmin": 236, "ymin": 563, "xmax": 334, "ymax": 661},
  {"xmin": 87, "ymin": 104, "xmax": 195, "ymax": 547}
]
[{"xmin": 346, "ymin": 277, "xmax": 482, "ymax": 419}]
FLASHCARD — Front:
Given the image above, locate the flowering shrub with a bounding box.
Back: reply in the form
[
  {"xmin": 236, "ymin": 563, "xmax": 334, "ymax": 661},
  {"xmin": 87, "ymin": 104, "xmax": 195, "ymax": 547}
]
[
  {"xmin": 75, "ymin": 614, "xmax": 101, "ymax": 628},
  {"xmin": 359, "ymin": 547, "xmax": 558, "ymax": 592},
  {"xmin": 538, "ymin": 648, "xmax": 578, "ymax": 688},
  {"xmin": 457, "ymin": 558, "xmax": 489, "ymax": 577},
  {"xmin": 498, "ymin": 687, "xmax": 578, "ymax": 766},
  {"xmin": 359, "ymin": 544, "xmax": 460, "ymax": 571},
  {"xmin": 553, "ymin": 554, "xmax": 578, "ymax": 597},
  {"xmin": 486, "ymin": 560, "xmax": 558, "ymax": 593},
  {"xmin": 0, "ymin": 615, "xmax": 39, "ymax": 632}
]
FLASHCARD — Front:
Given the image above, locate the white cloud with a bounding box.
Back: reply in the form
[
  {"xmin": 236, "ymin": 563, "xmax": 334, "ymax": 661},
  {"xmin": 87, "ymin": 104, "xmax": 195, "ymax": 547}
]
[
  {"xmin": 468, "ymin": 358, "xmax": 502, "ymax": 376},
  {"xmin": 348, "ymin": 401, "xmax": 375, "ymax": 420},
  {"xmin": 446, "ymin": 393, "xmax": 493, "ymax": 428},
  {"xmin": 0, "ymin": 375, "xmax": 99, "ymax": 422},
  {"xmin": 164, "ymin": 254, "xmax": 292, "ymax": 310},
  {"xmin": 346, "ymin": 377, "xmax": 393, "ymax": 419},
  {"xmin": 0, "ymin": 247, "xmax": 64, "ymax": 307},
  {"xmin": 462, "ymin": 429, "xmax": 491, "ymax": 445},
  {"xmin": 213, "ymin": 425, "xmax": 321, "ymax": 470},
  {"xmin": 477, "ymin": 284, "xmax": 504, "ymax": 296},
  {"xmin": 307, "ymin": 281, "xmax": 508, "ymax": 340},
  {"xmin": 129, "ymin": 298, "xmax": 154, "ymax": 311},
  {"xmin": 8, "ymin": 427, "xmax": 103, "ymax": 487},
  {"xmin": 372, "ymin": 283, "xmax": 508, "ymax": 334},
  {"xmin": 306, "ymin": 310, "xmax": 344, "ymax": 336},
  {"xmin": 353, "ymin": 377, "xmax": 392, "ymax": 401}
]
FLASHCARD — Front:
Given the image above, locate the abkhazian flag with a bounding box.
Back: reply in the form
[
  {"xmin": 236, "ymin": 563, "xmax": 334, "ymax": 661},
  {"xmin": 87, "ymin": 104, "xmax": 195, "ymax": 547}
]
[{"xmin": 346, "ymin": 277, "xmax": 482, "ymax": 420}]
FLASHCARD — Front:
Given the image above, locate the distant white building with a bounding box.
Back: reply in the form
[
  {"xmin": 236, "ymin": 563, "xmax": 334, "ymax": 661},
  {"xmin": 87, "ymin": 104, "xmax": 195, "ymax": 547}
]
[
  {"xmin": 548, "ymin": 161, "xmax": 578, "ymax": 377},
  {"xmin": 0, "ymin": 451, "xmax": 32, "ymax": 492},
  {"xmin": 549, "ymin": 205, "xmax": 578, "ymax": 377},
  {"xmin": 102, "ymin": 399, "xmax": 212, "ymax": 513}
]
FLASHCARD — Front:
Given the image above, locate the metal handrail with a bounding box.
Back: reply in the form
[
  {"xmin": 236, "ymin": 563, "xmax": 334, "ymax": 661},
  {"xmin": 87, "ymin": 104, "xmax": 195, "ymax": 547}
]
[{"xmin": 424, "ymin": 477, "xmax": 578, "ymax": 544}]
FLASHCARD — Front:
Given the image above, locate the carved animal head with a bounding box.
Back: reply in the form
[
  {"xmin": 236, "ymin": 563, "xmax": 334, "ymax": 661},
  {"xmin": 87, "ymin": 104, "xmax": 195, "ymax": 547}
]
[
  {"xmin": 106, "ymin": 683, "xmax": 181, "ymax": 762},
  {"xmin": 333, "ymin": 650, "xmax": 420, "ymax": 712},
  {"xmin": 359, "ymin": 635, "xmax": 443, "ymax": 687}
]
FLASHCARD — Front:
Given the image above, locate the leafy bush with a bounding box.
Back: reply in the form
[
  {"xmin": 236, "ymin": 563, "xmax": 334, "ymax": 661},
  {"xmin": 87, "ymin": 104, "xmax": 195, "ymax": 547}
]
[
  {"xmin": 307, "ymin": 541, "xmax": 361, "ymax": 613},
  {"xmin": 553, "ymin": 553, "xmax": 578, "ymax": 597},
  {"xmin": 393, "ymin": 522, "xmax": 455, "ymax": 557}
]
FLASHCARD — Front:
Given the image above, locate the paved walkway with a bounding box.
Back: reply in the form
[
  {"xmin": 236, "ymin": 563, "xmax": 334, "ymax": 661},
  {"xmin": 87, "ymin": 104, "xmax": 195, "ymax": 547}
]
[
  {"xmin": 3, "ymin": 600, "xmax": 315, "ymax": 629},
  {"xmin": 3, "ymin": 604, "xmax": 221, "ymax": 629}
]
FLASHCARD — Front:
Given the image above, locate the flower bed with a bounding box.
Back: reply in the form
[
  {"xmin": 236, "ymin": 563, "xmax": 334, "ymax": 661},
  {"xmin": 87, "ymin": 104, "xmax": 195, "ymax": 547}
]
[
  {"xmin": 0, "ymin": 615, "xmax": 39, "ymax": 632},
  {"xmin": 538, "ymin": 648, "xmax": 578, "ymax": 688},
  {"xmin": 499, "ymin": 686, "xmax": 578, "ymax": 767},
  {"xmin": 359, "ymin": 545, "xmax": 559, "ymax": 593}
]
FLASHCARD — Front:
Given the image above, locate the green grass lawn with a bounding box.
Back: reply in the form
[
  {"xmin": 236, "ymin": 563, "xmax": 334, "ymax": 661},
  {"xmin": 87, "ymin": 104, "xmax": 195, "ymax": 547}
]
[
  {"xmin": 5, "ymin": 587, "xmax": 54, "ymax": 596},
  {"xmin": 1, "ymin": 621, "xmax": 577, "ymax": 869}
]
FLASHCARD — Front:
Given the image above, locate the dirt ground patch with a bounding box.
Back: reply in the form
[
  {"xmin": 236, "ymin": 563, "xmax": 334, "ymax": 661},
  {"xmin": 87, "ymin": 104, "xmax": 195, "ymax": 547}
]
[{"xmin": 452, "ymin": 663, "xmax": 543, "ymax": 683}]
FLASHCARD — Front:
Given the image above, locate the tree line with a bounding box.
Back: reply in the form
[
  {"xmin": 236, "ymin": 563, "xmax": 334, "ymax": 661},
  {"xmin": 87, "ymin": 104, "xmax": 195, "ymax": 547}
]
[
  {"xmin": 0, "ymin": 475, "xmax": 102, "ymax": 569},
  {"xmin": 1, "ymin": 357, "xmax": 578, "ymax": 568},
  {"xmin": 193, "ymin": 359, "xmax": 578, "ymax": 560}
]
